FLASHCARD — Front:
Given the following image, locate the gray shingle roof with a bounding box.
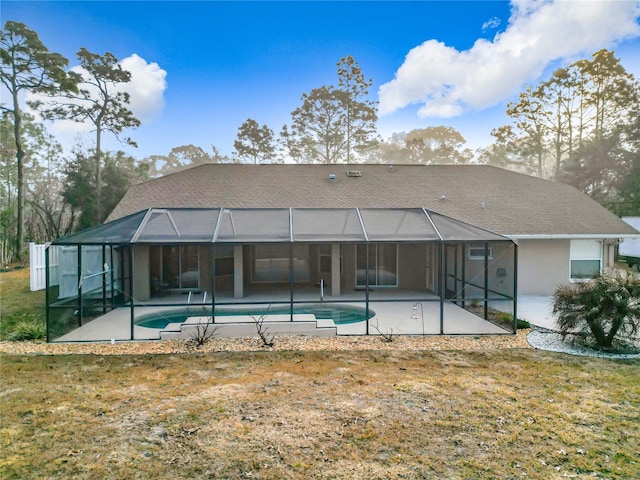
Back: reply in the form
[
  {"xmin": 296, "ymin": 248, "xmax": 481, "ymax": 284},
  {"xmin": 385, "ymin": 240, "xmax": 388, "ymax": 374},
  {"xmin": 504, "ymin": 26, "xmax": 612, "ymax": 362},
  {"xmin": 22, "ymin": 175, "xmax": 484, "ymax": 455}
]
[{"xmin": 107, "ymin": 164, "xmax": 637, "ymax": 237}]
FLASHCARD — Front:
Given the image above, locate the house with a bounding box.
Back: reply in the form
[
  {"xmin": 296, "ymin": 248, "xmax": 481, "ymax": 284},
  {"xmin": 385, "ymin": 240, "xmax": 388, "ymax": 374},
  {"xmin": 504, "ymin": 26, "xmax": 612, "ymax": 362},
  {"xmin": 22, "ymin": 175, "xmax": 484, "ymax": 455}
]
[{"xmin": 45, "ymin": 164, "xmax": 639, "ymax": 342}]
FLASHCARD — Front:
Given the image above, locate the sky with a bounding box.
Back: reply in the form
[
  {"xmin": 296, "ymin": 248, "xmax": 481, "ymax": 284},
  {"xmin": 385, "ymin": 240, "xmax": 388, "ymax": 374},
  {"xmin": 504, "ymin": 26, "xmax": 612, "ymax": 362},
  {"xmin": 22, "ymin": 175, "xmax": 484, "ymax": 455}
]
[{"xmin": 3, "ymin": 0, "xmax": 640, "ymax": 161}]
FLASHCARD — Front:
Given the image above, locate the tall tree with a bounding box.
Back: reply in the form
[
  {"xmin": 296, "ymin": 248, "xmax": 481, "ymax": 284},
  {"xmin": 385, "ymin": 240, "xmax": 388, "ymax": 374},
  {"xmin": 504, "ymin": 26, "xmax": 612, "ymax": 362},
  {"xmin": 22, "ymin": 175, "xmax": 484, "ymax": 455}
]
[
  {"xmin": 1, "ymin": 112, "xmax": 74, "ymax": 258},
  {"xmin": 0, "ymin": 21, "xmax": 76, "ymax": 261},
  {"xmin": 233, "ymin": 118, "xmax": 276, "ymax": 164},
  {"xmin": 36, "ymin": 48, "xmax": 140, "ymax": 221},
  {"xmin": 336, "ymin": 55, "xmax": 378, "ymax": 163},
  {"xmin": 485, "ymin": 49, "xmax": 639, "ymax": 190},
  {"xmin": 282, "ymin": 55, "xmax": 377, "ymax": 164},
  {"xmin": 285, "ymin": 86, "xmax": 349, "ymax": 164}
]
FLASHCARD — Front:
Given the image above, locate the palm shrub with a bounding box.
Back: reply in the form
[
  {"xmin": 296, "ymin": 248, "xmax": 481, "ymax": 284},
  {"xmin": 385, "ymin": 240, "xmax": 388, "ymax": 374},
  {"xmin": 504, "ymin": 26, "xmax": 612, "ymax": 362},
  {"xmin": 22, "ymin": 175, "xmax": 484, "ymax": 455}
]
[
  {"xmin": 552, "ymin": 270, "xmax": 640, "ymax": 349},
  {"xmin": 6, "ymin": 319, "xmax": 46, "ymax": 341}
]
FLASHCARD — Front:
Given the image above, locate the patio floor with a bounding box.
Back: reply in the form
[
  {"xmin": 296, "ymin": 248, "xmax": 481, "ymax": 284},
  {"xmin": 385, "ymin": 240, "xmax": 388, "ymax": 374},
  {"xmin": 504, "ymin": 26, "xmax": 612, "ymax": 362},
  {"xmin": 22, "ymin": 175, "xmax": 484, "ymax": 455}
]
[{"xmin": 53, "ymin": 297, "xmax": 515, "ymax": 342}]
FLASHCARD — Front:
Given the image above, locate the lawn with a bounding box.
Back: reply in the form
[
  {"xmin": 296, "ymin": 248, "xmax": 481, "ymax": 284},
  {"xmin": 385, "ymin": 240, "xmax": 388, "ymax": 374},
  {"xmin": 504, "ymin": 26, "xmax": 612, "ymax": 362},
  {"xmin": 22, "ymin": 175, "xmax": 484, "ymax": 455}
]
[
  {"xmin": 0, "ymin": 269, "xmax": 45, "ymax": 339},
  {"xmin": 1, "ymin": 349, "xmax": 638, "ymax": 479}
]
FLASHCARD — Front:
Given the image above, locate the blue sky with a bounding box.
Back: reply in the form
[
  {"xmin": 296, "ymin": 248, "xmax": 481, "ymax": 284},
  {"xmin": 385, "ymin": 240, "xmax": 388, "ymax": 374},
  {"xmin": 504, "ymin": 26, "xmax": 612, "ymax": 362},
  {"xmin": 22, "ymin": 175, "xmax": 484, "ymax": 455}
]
[{"xmin": 3, "ymin": 1, "xmax": 640, "ymax": 160}]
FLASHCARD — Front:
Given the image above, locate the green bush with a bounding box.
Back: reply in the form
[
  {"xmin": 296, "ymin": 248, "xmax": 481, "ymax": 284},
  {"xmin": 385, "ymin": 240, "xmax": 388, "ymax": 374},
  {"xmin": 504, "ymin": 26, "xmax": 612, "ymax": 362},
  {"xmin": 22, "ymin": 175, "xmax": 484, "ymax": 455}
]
[
  {"xmin": 495, "ymin": 311, "xmax": 530, "ymax": 329},
  {"xmin": 6, "ymin": 319, "xmax": 46, "ymax": 341},
  {"xmin": 552, "ymin": 270, "xmax": 640, "ymax": 349}
]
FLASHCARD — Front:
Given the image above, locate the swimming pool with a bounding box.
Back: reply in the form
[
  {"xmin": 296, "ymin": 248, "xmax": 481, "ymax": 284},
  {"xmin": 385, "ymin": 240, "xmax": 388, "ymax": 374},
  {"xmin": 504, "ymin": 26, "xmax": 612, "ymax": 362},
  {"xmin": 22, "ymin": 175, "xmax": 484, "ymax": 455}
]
[{"xmin": 135, "ymin": 304, "xmax": 374, "ymax": 329}]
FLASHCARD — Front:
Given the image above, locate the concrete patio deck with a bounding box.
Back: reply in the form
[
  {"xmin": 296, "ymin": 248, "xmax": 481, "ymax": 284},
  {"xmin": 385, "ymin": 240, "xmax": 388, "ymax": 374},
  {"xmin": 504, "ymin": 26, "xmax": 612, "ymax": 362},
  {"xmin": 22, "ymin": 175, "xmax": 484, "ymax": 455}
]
[{"xmin": 53, "ymin": 297, "xmax": 521, "ymax": 342}]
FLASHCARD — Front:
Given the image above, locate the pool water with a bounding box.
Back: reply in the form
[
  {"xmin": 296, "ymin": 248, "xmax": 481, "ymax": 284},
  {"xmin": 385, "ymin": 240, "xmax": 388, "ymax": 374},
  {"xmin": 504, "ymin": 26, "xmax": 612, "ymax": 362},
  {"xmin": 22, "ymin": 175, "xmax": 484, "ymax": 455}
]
[{"xmin": 135, "ymin": 304, "xmax": 374, "ymax": 329}]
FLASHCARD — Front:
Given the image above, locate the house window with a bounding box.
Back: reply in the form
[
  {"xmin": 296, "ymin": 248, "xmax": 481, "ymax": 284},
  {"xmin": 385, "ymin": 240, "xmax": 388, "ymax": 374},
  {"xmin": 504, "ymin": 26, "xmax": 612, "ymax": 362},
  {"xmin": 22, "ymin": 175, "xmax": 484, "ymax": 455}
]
[
  {"xmin": 319, "ymin": 245, "xmax": 341, "ymax": 275},
  {"xmin": 252, "ymin": 245, "xmax": 310, "ymax": 283},
  {"xmin": 151, "ymin": 245, "xmax": 200, "ymax": 291},
  {"xmin": 356, "ymin": 244, "xmax": 398, "ymax": 287},
  {"xmin": 468, "ymin": 244, "xmax": 493, "ymax": 260},
  {"xmin": 570, "ymin": 240, "xmax": 602, "ymax": 280}
]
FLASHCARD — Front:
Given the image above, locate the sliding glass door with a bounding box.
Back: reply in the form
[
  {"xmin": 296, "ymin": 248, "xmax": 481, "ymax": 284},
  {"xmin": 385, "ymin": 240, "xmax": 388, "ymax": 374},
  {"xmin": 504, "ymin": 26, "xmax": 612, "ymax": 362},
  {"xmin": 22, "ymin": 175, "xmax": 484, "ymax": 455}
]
[
  {"xmin": 151, "ymin": 245, "xmax": 200, "ymax": 291},
  {"xmin": 356, "ymin": 243, "xmax": 398, "ymax": 287}
]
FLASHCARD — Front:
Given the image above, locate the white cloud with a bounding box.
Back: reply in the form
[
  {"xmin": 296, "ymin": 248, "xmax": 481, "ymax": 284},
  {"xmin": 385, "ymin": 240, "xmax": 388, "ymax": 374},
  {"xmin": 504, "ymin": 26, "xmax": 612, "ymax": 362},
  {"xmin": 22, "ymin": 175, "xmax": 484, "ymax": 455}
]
[
  {"xmin": 378, "ymin": 0, "xmax": 640, "ymax": 118},
  {"xmin": 482, "ymin": 17, "xmax": 501, "ymax": 31},
  {"xmin": 30, "ymin": 54, "xmax": 167, "ymax": 138},
  {"xmin": 119, "ymin": 54, "xmax": 167, "ymax": 123}
]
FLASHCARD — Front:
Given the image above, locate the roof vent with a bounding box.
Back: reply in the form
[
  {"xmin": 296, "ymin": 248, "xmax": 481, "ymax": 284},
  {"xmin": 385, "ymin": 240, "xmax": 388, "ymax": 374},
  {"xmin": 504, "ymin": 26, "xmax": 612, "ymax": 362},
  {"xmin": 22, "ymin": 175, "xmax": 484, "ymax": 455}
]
[{"xmin": 346, "ymin": 170, "xmax": 361, "ymax": 177}]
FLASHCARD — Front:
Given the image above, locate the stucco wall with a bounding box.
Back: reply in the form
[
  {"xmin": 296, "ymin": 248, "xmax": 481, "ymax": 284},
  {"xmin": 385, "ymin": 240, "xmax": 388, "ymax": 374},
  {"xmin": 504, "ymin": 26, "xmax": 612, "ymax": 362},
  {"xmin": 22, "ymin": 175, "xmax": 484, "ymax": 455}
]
[
  {"xmin": 398, "ymin": 244, "xmax": 426, "ymax": 289},
  {"xmin": 517, "ymin": 239, "xmax": 570, "ymax": 295},
  {"xmin": 132, "ymin": 245, "xmax": 150, "ymax": 301}
]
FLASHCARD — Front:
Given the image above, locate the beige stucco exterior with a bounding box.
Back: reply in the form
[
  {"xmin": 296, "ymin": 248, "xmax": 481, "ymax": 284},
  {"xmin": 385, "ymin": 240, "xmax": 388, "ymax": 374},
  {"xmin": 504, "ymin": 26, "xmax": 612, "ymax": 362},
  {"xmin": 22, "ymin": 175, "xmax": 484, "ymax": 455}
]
[
  {"xmin": 132, "ymin": 245, "xmax": 150, "ymax": 301},
  {"xmin": 133, "ymin": 238, "xmax": 614, "ymax": 299},
  {"xmin": 517, "ymin": 239, "xmax": 571, "ymax": 295}
]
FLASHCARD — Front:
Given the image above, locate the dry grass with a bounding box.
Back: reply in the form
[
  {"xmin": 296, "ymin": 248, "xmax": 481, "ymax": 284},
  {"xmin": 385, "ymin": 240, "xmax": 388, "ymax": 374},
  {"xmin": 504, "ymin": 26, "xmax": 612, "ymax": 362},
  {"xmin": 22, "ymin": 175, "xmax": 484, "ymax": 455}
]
[{"xmin": 1, "ymin": 349, "xmax": 638, "ymax": 479}]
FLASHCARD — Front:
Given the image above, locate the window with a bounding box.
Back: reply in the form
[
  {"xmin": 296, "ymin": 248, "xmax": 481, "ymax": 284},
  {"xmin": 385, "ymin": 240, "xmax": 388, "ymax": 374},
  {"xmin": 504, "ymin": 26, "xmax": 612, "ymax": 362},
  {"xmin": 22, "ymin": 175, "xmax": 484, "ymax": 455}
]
[
  {"xmin": 252, "ymin": 245, "xmax": 310, "ymax": 283},
  {"xmin": 319, "ymin": 244, "xmax": 341, "ymax": 275},
  {"xmin": 151, "ymin": 245, "xmax": 200, "ymax": 290},
  {"xmin": 570, "ymin": 240, "xmax": 601, "ymax": 280},
  {"xmin": 468, "ymin": 244, "xmax": 493, "ymax": 260},
  {"xmin": 356, "ymin": 244, "xmax": 398, "ymax": 287}
]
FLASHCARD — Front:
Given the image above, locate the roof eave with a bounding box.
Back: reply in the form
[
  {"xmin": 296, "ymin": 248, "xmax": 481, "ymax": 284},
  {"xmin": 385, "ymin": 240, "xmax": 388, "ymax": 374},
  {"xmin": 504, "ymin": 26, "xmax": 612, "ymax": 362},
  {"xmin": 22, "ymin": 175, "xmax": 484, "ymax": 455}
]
[{"xmin": 508, "ymin": 233, "xmax": 640, "ymax": 240}]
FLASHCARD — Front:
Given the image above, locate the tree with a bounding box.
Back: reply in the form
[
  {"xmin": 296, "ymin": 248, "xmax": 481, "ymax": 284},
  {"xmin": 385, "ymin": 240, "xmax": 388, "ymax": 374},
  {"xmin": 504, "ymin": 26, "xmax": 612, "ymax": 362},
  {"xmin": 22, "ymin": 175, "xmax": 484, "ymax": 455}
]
[
  {"xmin": 404, "ymin": 127, "xmax": 472, "ymax": 165},
  {"xmin": 144, "ymin": 144, "xmax": 229, "ymax": 177},
  {"xmin": 614, "ymin": 156, "xmax": 640, "ymax": 216},
  {"xmin": 285, "ymin": 86, "xmax": 349, "ymax": 164},
  {"xmin": 552, "ymin": 270, "xmax": 640, "ymax": 349},
  {"xmin": 0, "ymin": 110, "xmax": 72, "ymax": 263},
  {"xmin": 282, "ymin": 55, "xmax": 377, "ymax": 164},
  {"xmin": 373, "ymin": 127, "xmax": 472, "ymax": 165},
  {"xmin": 233, "ymin": 118, "xmax": 276, "ymax": 164},
  {"xmin": 488, "ymin": 49, "xmax": 639, "ymax": 185},
  {"xmin": 0, "ymin": 20, "xmax": 77, "ymax": 261},
  {"xmin": 36, "ymin": 48, "xmax": 140, "ymax": 221},
  {"xmin": 477, "ymin": 126, "xmax": 534, "ymax": 174},
  {"xmin": 336, "ymin": 55, "xmax": 378, "ymax": 163},
  {"xmin": 63, "ymin": 149, "xmax": 149, "ymax": 229}
]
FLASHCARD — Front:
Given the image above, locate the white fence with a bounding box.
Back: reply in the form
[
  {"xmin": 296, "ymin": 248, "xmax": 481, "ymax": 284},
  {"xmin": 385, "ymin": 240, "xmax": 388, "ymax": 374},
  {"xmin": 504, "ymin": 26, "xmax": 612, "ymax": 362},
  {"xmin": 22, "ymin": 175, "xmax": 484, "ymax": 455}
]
[{"xmin": 29, "ymin": 243, "xmax": 59, "ymax": 291}]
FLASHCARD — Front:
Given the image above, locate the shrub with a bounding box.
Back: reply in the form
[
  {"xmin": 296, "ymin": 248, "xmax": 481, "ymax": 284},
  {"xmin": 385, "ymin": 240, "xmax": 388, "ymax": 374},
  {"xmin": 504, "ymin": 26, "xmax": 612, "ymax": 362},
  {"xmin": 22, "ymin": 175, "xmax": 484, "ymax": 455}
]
[
  {"xmin": 6, "ymin": 319, "xmax": 46, "ymax": 341},
  {"xmin": 187, "ymin": 318, "xmax": 218, "ymax": 347},
  {"xmin": 249, "ymin": 309, "xmax": 275, "ymax": 348},
  {"xmin": 495, "ymin": 311, "xmax": 530, "ymax": 330},
  {"xmin": 552, "ymin": 270, "xmax": 640, "ymax": 349}
]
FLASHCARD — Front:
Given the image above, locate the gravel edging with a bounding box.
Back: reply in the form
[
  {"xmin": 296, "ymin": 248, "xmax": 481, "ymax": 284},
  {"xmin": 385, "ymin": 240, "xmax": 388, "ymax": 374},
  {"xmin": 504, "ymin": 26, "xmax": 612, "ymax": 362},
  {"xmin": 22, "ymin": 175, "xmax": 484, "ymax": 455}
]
[
  {"xmin": 2, "ymin": 328, "xmax": 638, "ymax": 358},
  {"xmin": 0, "ymin": 331, "xmax": 532, "ymax": 355},
  {"xmin": 527, "ymin": 326, "xmax": 640, "ymax": 359}
]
